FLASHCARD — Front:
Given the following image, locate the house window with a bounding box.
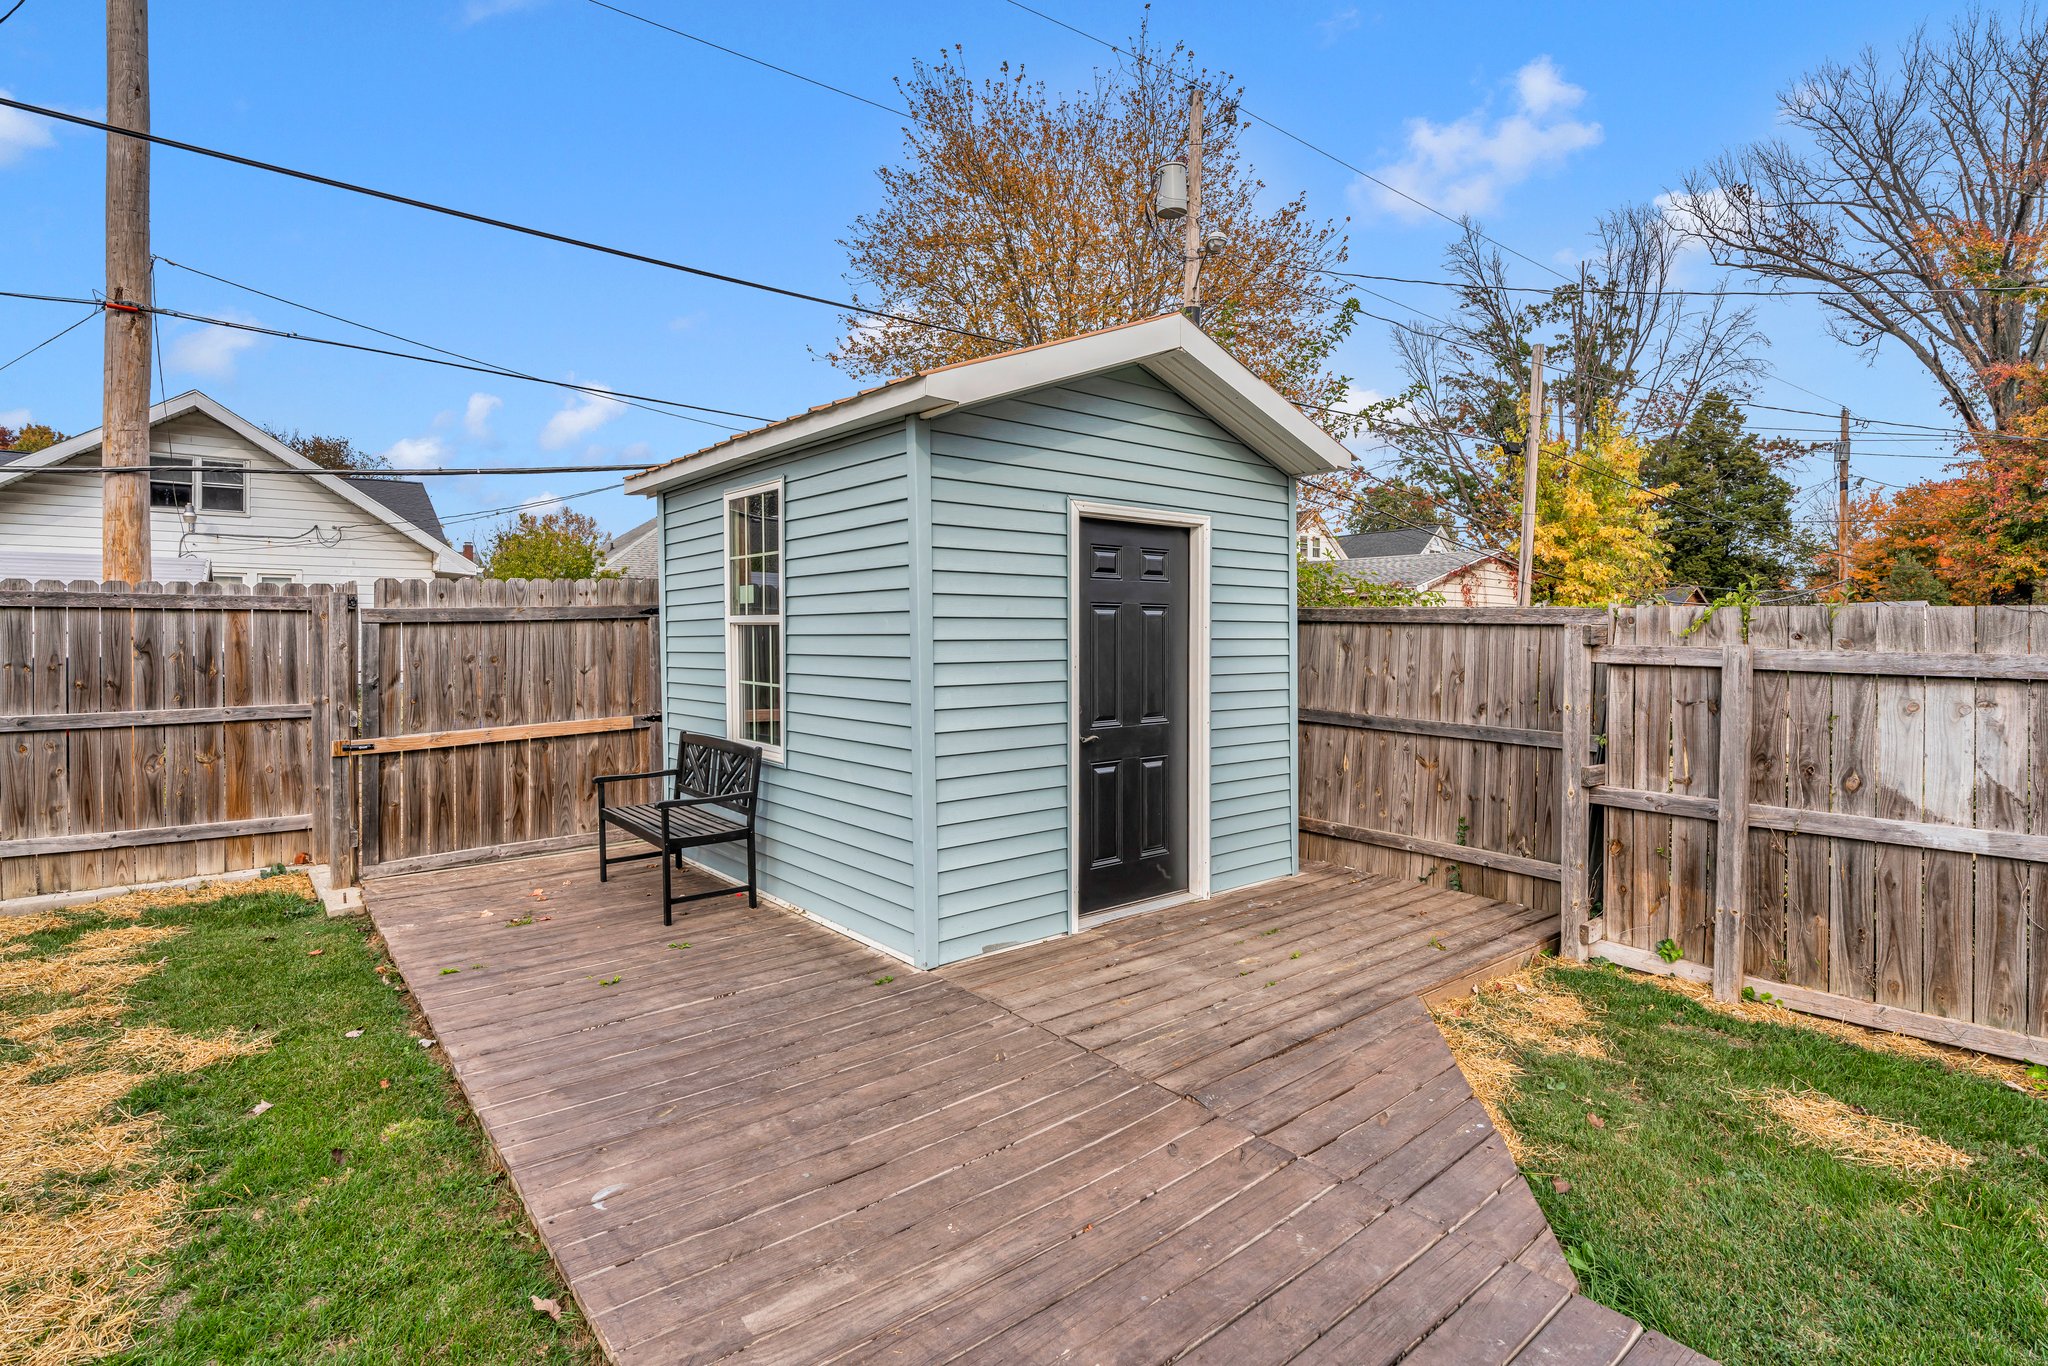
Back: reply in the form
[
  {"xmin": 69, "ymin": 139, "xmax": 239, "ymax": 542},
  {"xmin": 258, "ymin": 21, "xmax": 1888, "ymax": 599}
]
[
  {"xmin": 149, "ymin": 456, "xmax": 246, "ymax": 513},
  {"xmin": 724, "ymin": 480, "xmax": 783, "ymax": 759}
]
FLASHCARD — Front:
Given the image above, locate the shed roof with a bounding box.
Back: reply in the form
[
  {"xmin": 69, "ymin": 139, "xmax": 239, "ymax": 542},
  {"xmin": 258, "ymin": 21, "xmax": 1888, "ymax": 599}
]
[
  {"xmin": 1336, "ymin": 526, "xmax": 1439, "ymax": 558},
  {"xmin": 624, "ymin": 314, "xmax": 1353, "ymax": 496}
]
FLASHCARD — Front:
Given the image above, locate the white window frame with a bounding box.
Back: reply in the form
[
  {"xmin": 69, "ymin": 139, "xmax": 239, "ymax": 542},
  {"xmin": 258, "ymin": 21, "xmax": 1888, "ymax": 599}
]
[
  {"xmin": 722, "ymin": 477, "xmax": 786, "ymax": 764},
  {"xmin": 150, "ymin": 454, "xmax": 250, "ymax": 518}
]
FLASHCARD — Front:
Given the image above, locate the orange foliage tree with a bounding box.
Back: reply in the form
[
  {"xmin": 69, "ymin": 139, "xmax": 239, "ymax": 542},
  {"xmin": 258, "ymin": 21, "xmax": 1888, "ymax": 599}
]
[{"xmin": 832, "ymin": 30, "xmax": 1359, "ymax": 438}]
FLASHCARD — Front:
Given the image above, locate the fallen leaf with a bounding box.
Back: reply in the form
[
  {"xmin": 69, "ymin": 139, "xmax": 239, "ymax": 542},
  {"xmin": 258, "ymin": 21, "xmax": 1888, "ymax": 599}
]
[
  {"xmin": 307, "ymin": 949, "xmax": 324, "ymax": 958},
  {"xmin": 1552, "ymin": 1177, "xmax": 1572, "ymax": 1194},
  {"xmin": 331, "ymin": 1147, "xmax": 348, "ymax": 1167},
  {"xmin": 531, "ymin": 1295, "xmax": 562, "ymax": 1322},
  {"xmin": 246, "ymin": 1100, "xmax": 272, "ymax": 1117},
  {"xmin": 343, "ymin": 1028, "xmax": 363, "ymax": 1039},
  {"xmin": 379, "ymin": 1078, "xmax": 391, "ymax": 1089},
  {"xmin": 1586, "ymin": 1113, "xmax": 1606, "ymax": 1129},
  {"xmin": 419, "ymin": 1038, "xmax": 437, "ymax": 1050},
  {"xmin": 530, "ymin": 888, "xmax": 548, "ymax": 901}
]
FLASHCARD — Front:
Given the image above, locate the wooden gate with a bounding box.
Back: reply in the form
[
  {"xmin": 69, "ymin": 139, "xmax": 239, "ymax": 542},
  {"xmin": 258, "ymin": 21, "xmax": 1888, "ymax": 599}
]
[{"xmin": 340, "ymin": 577, "xmax": 662, "ymax": 876}]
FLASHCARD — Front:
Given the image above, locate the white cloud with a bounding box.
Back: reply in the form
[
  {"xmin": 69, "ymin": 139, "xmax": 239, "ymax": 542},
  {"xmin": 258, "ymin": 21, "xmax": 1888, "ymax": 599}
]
[
  {"xmin": 1362, "ymin": 56, "xmax": 1602, "ymax": 222},
  {"xmin": 0, "ymin": 91, "xmax": 56, "ymax": 167},
  {"xmin": 539, "ymin": 388, "xmax": 624, "ymax": 450},
  {"xmin": 1315, "ymin": 7, "xmax": 1361, "ymax": 46},
  {"xmin": 464, "ymin": 392, "xmax": 502, "ymax": 440},
  {"xmin": 0, "ymin": 408, "xmax": 29, "ymax": 429},
  {"xmin": 165, "ymin": 316, "xmax": 261, "ymax": 380},
  {"xmin": 382, "ymin": 435, "xmax": 450, "ymax": 470}
]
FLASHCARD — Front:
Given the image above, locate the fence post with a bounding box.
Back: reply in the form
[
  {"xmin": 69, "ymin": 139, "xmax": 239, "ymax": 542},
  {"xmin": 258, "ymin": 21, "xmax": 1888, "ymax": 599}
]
[
  {"xmin": 1712, "ymin": 641, "xmax": 1754, "ymax": 1001},
  {"xmin": 1558, "ymin": 619, "xmax": 1600, "ymax": 960}
]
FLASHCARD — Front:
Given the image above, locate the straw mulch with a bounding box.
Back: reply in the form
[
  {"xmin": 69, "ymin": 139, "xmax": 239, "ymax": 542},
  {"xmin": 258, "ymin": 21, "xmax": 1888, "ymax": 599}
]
[
  {"xmin": 1742, "ymin": 1086, "xmax": 1974, "ymax": 1177},
  {"xmin": 1431, "ymin": 961, "xmax": 1611, "ymax": 1159},
  {"xmin": 0, "ymin": 877, "xmax": 285, "ymax": 1366}
]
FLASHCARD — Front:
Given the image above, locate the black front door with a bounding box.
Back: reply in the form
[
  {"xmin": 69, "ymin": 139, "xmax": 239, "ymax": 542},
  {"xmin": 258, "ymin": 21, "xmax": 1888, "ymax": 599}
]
[{"xmin": 1077, "ymin": 518, "xmax": 1190, "ymax": 915}]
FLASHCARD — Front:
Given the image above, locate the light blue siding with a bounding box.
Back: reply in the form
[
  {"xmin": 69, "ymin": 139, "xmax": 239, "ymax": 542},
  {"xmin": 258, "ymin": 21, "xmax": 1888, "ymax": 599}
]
[
  {"xmin": 928, "ymin": 365, "xmax": 1297, "ymax": 963},
  {"xmin": 660, "ymin": 429, "xmax": 919, "ymax": 958}
]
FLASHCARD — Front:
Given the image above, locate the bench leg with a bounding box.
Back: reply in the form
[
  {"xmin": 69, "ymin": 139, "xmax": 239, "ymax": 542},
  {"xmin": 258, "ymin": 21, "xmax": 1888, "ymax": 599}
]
[
  {"xmin": 746, "ymin": 834, "xmax": 758, "ymax": 908},
  {"xmin": 598, "ymin": 820, "xmax": 608, "ymax": 882},
  {"xmin": 662, "ymin": 848, "xmax": 673, "ymax": 926}
]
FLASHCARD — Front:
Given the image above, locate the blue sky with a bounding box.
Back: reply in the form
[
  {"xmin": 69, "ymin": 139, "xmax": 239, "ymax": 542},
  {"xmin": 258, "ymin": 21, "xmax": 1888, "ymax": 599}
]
[{"xmin": 0, "ymin": 0, "xmax": 1977, "ymax": 543}]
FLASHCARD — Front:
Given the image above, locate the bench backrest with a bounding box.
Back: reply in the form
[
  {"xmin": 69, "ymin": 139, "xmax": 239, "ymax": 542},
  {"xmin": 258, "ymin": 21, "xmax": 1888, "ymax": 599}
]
[{"xmin": 671, "ymin": 730, "xmax": 762, "ymax": 824}]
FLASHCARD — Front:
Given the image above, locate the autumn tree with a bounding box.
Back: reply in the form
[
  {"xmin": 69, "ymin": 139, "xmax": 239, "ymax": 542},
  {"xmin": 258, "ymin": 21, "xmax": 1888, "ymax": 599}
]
[
  {"xmin": 0, "ymin": 422, "xmax": 66, "ymax": 452},
  {"xmin": 261, "ymin": 425, "xmax": 390, "ymax": 473},
  {"xmin": 1682, "ymin": 10, "xmax": 2048, "ymax": 436},
  {"xmin": 833, "ymin": 30, "xmax": 1359, "ymax": 432},
  {"xmin": 1343, "ymin": 479, "xmax": 1448, "ymax": 537},
  {"xmin": 482, "ymin": 508, "xmax": 617, "ymax": 581},
  {"xmin": 1506, "ymin": 414, "xmax": 1671, "ymax": 606},
  {"xmin": 1372, "ymin": 213, "xmax": 1766, "ymax": 553},
  {"xmin": 1643, "ymin": 392, "xmax": 1813, "ymax": 591}
]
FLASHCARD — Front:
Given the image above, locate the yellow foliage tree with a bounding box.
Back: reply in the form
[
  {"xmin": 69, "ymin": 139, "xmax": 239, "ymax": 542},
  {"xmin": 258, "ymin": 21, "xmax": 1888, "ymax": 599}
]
[{"xmin": 1494, "ymin": 416, "xmax": 1671, "ymax": 606}]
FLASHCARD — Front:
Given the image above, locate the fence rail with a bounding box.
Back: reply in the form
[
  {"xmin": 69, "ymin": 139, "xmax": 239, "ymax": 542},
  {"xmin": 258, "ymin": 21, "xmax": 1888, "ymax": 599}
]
[
  {"xmin": 1300, "ymin": 602, "xmax": 2048, "ymax": 1066},
  {"xmin": 0, "ymin": 575, "xmax": 659, "ymax": 903}
]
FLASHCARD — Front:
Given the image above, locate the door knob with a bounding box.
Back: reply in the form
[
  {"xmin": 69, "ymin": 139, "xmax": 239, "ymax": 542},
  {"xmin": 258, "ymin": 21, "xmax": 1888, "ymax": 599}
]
[{"xmin": 1080, "ymin": 734, "xmax": 1099, "ymax": 745}]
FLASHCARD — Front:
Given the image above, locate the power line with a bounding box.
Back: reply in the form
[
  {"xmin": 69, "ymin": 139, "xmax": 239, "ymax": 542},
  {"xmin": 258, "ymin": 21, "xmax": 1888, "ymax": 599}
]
[
  {"xmin": 584, "ymin": 0, "xmax": 911, "ymax": 118},
  {"xmin": 153, "ymin": 256, "xmax": 764, "ymax": 430},
  {"xmin": 0, "ymin": 94, "xmax": 1008, "ymax": 346},
  {"xmin": 0, "ymin": 0, "xmax": 27, "ymax": 25},
  {"xmin": 996, "ymin": 0, "xmax": 1573, "ymax": 284},
  {"xmin": 0, "ymin": 307, "xmax": 94, "ymax": 376},
  {"xmin": 1324, "ymin": 266, "xmax": 2048, "ymax": 301},
  {"xmin": 8, "ymin": 284, "xmax": 765, "ymax": 428},
  {"xmin": 12, "ymin": 462, "xmax": 656, "ymax": 478}
]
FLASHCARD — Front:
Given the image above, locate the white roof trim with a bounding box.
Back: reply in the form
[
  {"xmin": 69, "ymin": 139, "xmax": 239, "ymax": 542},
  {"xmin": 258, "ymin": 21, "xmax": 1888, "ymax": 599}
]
[
  {"xmin": 0, "ymin": 391, "xmax": 479, "ymax": 575},
  {"xmin": 624, "ymin": 314, "xmax": 1352, "ymax": 496}
]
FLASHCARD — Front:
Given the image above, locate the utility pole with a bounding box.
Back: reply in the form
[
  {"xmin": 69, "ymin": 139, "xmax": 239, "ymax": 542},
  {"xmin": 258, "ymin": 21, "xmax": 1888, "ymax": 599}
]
[
  {"xmin": 1180, "ymin": 85, "xmax": 1204, "ymax": 321},
  {"xmin": 1835, "ymin": 407, "xmax": 1851, "ymax": 598},
  {"xmin": 1517, "ymin": 343, "xmax": 1545, "ymax": 607},
  {"xmin": 102, "ymin": 0, "xmax": 152, "ymax": 585}
]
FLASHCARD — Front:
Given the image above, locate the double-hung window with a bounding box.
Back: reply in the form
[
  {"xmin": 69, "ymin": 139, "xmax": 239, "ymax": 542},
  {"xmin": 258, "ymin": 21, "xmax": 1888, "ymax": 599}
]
[
  {"xmin": 149, "ymin": 456, "xmax": 246, "ymax": 513},
  {"xmin": 724, "ymin": 480, "xmax": 783, "ymax": 760}
]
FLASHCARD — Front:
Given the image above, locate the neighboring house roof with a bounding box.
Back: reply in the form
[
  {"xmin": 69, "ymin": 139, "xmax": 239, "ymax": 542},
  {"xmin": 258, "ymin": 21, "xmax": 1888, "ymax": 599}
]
[
  {"xmin": 1338, "ymin": 548, "xmax": 1506, "ymax": 591},
  {"xmin": 625, "ymin": 313, "xmax": 1353, "ymax": 496},
  {"xmin": 1662, "ymin": 585, "xmax": 1709, "ymax": 605},
  {"xmin": 348, "ymin": 476, "xmax": 452, "ymax": 544},
  {"xmin": 0, "ymin": 391, "xmax": 476, "ymax": 576},
  {"xmin": 604, "ymin": 515, "xmax": 660, "ymax": 579},
  {"xmin": 1335, "ymin": 526, "xmax": 1441, "ymax": 558}
]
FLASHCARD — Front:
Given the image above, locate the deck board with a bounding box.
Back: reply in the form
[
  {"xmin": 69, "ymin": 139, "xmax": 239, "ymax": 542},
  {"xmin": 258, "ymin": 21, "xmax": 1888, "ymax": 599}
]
[{"xmin": 367, "ymin": 852, "xmax": 1709, "ymax": 1365}]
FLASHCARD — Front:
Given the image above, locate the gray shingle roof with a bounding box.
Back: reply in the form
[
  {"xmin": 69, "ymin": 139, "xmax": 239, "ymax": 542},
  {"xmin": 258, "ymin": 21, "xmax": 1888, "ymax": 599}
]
[
  {"xmin": 604, "ymin": 516, "xmax": 660, "ymax": 580},
  {"xmin": 345, "ymin": 476, "xmax": 451, "ymax": 544},
  {"xmin": 1336, "ymin": 549, "xmax": 1493, "ymax": 589},
  {"xmin": 1335, "ymin": 527, "xmax": 1437, "ymax": 558}
]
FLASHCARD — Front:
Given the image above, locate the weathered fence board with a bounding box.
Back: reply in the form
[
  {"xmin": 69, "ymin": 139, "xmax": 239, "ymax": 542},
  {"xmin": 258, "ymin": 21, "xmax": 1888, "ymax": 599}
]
[{"xmin": 350, "ymin": 576, "xmax": 661, "ymax": 871}]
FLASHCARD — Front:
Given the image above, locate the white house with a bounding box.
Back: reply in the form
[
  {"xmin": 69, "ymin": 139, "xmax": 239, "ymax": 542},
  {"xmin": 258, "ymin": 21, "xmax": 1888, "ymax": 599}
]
[
  {"xmin": 1331, "ymin": 526, "xmax": 1518, "ymax": 605},
  {"xmin": 0, "ymin": 391, "xmax": 477, "ymax": 600}
]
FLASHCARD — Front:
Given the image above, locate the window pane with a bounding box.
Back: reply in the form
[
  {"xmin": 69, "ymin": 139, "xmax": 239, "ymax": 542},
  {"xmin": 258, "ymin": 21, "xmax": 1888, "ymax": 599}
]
[
  {"xmin": 733, "ymin": 622, "xmax": 781, "ymax": 750},
  {"xmin": 149, "ymin": 458, "xmax": 191, "ymax": 509},
  {"xmin": 200, "ymin": 462, "xmax": 245, "ymax": 513},
  {"xmin": 728, "ymin": 488, "xmax": 780, "ymax": 617}
]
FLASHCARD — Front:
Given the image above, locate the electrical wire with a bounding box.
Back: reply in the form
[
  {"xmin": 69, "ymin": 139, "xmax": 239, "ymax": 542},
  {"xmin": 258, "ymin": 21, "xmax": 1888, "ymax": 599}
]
[
  {"xmin": 0, "ymin": 94, "xmax": 1010, "ymax": 346},
  {"xmin": 584, "ymin": 0, "xmax": 911, "ymax": 118},
  {"xmin": 0, "ymin": 0, "xmax": 27, "ymax": 25},
  {"xmin": 0, "ymin": 307, "xmax": 94, "ymax": 375},
  {"xmin": 153, "ymin": 256, "xmax": 764, "ymax": 430}
]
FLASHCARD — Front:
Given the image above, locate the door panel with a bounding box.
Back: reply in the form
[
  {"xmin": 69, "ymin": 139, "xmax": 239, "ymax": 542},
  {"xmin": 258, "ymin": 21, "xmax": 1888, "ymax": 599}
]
[{"xmin": 1077, "ymin": 518, "xmax": 1190, "ymax": 915}]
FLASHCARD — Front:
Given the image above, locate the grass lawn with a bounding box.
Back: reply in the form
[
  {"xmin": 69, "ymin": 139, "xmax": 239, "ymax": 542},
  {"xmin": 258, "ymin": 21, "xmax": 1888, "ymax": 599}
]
[
  {"xmin": 1, "ymin": 874, "xmax": 597, "ymax": 1364},
  {"xmin": 1437, "ymin": 958, "xmax": 2048, "ymax": 1366}
]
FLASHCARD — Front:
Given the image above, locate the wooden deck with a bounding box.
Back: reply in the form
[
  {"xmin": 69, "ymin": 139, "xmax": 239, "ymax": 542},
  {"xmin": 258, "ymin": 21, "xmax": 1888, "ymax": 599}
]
[{"xmin": 366, "ymin": 853, "xmax": 1709, "ymax": 1365}]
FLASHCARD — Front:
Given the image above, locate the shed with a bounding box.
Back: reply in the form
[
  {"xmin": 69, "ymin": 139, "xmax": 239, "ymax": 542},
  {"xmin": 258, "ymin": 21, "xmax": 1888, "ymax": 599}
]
[{"xmin": 624, "ymin": 314, "xmax": 1350, "ymax": 968}]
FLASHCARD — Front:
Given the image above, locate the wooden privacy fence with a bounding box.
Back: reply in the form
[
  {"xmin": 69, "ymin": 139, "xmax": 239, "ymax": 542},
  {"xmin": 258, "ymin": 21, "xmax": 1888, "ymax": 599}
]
[
  {"xmin": 1300, "ymin": 603, "xmax": 2048, "ymax": 1066},
  {"xmin": 0, "ymin": 579, "xmax": 353, "ymax": 900},
  {"xmin": 0, "ymin": 576, "xmax": 659, "ymax": 902},
  {"xmin": 346, "ymin": 577, "xmax": 661, "ymax": 876}
]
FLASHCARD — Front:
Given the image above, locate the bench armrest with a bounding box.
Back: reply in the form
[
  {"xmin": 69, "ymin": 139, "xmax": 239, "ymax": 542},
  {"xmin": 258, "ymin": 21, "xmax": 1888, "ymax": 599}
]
[
  {"xmin": 657, "ymin": 792, "xmax": 756, "ymax": 810},
  {"xmin": 596, "ymin": 768, "xmax": 678, "ymax": 789}
]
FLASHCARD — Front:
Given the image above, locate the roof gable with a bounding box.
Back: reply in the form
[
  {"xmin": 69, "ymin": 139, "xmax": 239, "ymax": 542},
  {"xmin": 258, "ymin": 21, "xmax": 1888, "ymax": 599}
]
[
  {"xmin": 0, "ymin": 391, "xmax": 475, "ymax": 574},
  {"xmin": 625, "ymin": 314, "xmax": 1353, "ymax": 495}
]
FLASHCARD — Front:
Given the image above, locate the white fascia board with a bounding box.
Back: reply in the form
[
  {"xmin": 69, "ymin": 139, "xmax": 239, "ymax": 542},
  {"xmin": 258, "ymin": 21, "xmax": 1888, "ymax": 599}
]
[{"xmin": 623, "ymin": 385, "xmax": 935, "ymax": 496}]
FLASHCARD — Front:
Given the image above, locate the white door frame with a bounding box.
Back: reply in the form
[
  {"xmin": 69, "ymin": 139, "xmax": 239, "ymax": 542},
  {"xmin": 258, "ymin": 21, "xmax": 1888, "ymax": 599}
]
[{"xmin": 1066, "ymin": 498, "xmax": 1212, "ymax": 933}]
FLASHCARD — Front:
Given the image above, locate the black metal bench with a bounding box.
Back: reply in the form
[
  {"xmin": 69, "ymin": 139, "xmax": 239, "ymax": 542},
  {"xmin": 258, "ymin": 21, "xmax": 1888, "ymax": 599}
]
[{"xmin": 595, "ymin": 730, "xmax": 762, "ymax": 924}]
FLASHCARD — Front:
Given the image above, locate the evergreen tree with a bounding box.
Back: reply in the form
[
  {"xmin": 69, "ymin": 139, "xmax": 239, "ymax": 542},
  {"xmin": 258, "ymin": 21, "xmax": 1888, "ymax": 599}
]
[{"xmin": 1644, "ymin": 392, "xmax": 1808, "ymax": 591}]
